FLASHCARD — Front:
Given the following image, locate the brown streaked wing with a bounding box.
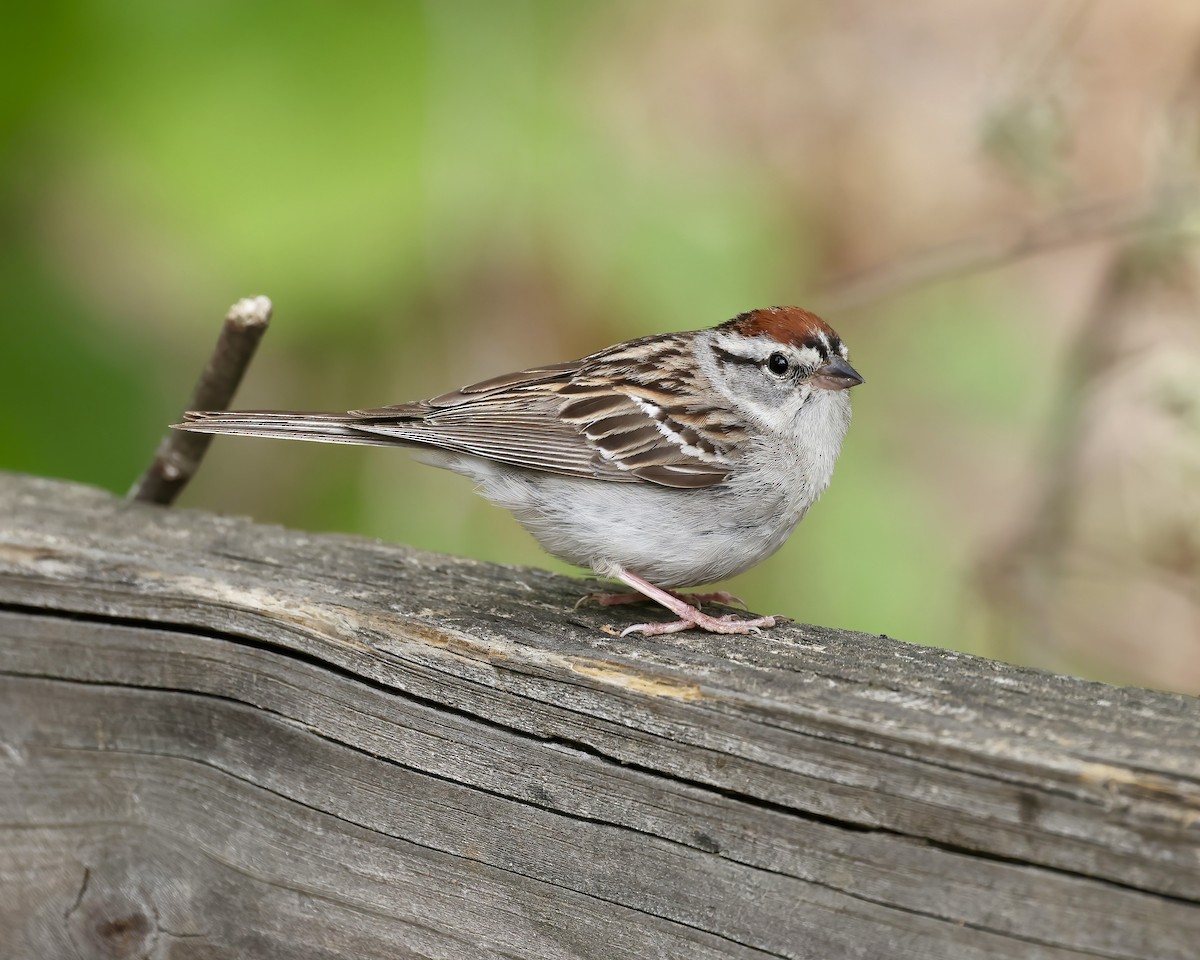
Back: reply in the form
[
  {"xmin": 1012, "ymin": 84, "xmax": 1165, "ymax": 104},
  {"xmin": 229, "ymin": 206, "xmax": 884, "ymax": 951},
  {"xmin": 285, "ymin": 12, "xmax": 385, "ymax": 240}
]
[
  {"xmin": 346, "ymin": 359, "xmax": 636, "ymax": 482},
  {"xmin": 556, "ymin": 334, "xmax": 738, "ymax": 487},
  {"xmin": 348, "ymin": 334, "xmax": 739, "ymax": 489},
  {"xmin": 351, "ymin": 360, "xmax": 583, "ymax": 418},
  {"xmin": 356, "ymin": 406, "xmax": 633, "ymax": 480},
  {"xmin": 556, "ymin": 383, "xmax": 734, "ymax": 488}
]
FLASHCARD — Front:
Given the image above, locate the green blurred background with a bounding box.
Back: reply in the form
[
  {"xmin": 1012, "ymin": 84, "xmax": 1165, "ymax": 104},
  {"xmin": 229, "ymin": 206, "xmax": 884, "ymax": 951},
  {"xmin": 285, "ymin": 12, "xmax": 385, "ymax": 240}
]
[{"xmin": 4, "ymin": 1, "xmax": 1198, "ymax": 692}]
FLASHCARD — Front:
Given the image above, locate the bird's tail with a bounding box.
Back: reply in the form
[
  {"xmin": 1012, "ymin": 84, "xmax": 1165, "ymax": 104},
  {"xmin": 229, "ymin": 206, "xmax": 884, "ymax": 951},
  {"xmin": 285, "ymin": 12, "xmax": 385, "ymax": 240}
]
[{"xmin": 174, "ymin": 410, "xmax": 385, "ymax": 446}]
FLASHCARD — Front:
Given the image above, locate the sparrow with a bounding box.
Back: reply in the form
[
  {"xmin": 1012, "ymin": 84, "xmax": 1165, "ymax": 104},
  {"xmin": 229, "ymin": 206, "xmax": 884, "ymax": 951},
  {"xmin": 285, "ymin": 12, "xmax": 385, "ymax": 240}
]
[{"xmin": 175, "ymin": 306, "xmax": 863, "ymax": 636}]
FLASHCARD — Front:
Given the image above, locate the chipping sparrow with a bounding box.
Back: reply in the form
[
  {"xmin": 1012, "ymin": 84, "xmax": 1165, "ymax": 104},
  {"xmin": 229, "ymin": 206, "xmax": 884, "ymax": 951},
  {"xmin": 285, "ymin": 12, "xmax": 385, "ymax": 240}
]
[{"xmin": 176, "ymin": 306, "xmax": 863, "ymax": 636}]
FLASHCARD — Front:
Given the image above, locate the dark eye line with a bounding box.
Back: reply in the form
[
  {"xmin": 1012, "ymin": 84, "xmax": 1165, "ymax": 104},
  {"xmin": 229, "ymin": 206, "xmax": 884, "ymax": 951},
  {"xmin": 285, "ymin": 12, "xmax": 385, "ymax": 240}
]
[
  {"xmin": 710, "ymin": 344, "xmax": 761, "ymax": 368},
  {"xmin": 712, "ymin": 343, "xmax": 809, "ymax": 380}
]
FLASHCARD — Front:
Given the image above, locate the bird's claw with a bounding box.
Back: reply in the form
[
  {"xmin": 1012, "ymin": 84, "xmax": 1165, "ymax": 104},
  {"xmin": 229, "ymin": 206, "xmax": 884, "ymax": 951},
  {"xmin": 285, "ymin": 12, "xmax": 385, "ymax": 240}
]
[{"xmin": 620, "ymin": 612, "xmax": 780, "ymax": 637}]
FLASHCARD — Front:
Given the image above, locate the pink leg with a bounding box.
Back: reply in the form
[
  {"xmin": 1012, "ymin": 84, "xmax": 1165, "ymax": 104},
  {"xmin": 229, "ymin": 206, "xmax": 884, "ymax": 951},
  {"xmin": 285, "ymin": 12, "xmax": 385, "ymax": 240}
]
[
  {"xmin": 611, "ymin": 568, "xmax": 783, "ymax": 637},
  {"xmin": 577, "ymin": 588, "xmax": 746, "ymax": 609}
]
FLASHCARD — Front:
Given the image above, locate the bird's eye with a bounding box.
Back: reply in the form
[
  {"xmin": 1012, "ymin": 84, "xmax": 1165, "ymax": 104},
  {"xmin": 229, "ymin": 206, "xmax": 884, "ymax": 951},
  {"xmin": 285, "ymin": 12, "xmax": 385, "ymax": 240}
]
[{"xmin": 767, "ymin": 352, "xmax": 790, "ymax": 376}]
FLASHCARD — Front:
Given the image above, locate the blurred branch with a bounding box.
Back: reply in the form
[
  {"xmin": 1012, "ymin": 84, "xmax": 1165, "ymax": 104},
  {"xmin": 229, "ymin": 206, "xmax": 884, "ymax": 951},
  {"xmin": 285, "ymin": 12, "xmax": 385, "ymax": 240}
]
[
  {"xmin": 128, "ymin": 296, "xmax": 273, "ymax": 506},
  {"xmin": 818, "ymin": 185, "xmax": 1199, "ymax": 312},
  {"xmin": 975, "ymin": 245, "xmax": 1141, "ymax": 665},
  {"xmin": 978, "ymin": 238, "xmax": 1200, "ymax": 668},
  {"xmin": 976, "ymin": 42, "xmax": 1200, "ymax": 670}
]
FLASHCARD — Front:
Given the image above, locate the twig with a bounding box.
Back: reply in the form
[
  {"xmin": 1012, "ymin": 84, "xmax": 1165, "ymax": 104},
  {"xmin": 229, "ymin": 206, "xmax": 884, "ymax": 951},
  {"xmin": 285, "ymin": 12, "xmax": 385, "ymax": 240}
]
[
  {"xmin": 817, "ymin": 186, "xmax": 1198, "ymax": 313},
  {"xmin": 128, "ymin": 295, "xmax": 273, "ymax": 505}
]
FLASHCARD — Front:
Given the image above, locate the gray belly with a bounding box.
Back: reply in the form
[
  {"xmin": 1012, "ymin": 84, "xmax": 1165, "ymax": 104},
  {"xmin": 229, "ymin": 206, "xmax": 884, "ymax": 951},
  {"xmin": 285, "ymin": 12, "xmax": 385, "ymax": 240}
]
[{"xmin": 455, "ymin": 459, "xmax": 813, "ymax": 587}]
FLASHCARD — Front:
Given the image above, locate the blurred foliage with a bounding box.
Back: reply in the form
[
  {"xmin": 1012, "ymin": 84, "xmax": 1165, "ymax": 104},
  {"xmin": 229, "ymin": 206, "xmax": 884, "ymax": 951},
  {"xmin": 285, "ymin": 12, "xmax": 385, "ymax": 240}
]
[{"xmin": 3, "ymin": 1, "xmax": 1198, "ymax": 690}]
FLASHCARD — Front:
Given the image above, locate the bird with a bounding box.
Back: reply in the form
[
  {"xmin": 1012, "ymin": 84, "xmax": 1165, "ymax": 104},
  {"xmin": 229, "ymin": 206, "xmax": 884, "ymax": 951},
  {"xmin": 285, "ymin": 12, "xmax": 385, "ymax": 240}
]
[{"xmin": 175, "ymin": 306, "xmax": 863, "ymax": 636}]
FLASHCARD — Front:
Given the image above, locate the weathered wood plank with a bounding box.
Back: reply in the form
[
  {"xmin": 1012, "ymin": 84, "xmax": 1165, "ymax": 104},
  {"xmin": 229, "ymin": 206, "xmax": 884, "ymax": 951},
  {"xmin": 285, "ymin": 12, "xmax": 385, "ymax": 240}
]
[{"xmin": 1, "ymin": 471, "xmax": 1197, "ymax": 959}]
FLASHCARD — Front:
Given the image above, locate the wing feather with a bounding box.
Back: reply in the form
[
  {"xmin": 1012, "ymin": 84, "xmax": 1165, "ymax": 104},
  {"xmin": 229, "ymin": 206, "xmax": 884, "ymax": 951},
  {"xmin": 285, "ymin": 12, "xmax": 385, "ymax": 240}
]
[{"xmin": 181, "ymin": 332, "xmax": 743, "ymax": 489}]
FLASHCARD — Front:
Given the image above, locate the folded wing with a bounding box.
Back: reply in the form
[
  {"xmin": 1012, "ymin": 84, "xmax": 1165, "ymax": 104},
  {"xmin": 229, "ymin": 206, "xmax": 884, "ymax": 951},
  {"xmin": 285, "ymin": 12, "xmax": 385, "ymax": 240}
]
[{"xmin": 179, "ymin": 335, "xmax": 743, "ymax": 489}]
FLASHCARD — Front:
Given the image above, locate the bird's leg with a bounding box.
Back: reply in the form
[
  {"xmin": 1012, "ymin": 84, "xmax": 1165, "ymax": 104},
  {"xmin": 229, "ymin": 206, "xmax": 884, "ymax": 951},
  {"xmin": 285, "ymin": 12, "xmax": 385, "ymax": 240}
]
[
  {"xmin": 609, "ymin": 568, "xmax": 781, "ymax": 637},
  {"xmin": 577, "ymin": 588, "xmax": 746, "ymax": 609}
]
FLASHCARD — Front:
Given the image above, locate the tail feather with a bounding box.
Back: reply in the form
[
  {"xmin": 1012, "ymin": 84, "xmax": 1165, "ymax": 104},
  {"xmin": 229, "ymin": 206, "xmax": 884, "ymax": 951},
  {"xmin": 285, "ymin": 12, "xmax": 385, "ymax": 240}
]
[{"xmin": 173, "ymin": 410, "xmax": 395, "ymax": 447}]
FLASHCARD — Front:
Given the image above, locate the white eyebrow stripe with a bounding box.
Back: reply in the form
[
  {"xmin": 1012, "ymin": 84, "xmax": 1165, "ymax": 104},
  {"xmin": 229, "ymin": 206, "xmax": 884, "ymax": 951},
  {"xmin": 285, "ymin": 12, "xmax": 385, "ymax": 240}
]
[{"xmin": 796, "ymin": 345, "xmax": 824, "ymax": 367}]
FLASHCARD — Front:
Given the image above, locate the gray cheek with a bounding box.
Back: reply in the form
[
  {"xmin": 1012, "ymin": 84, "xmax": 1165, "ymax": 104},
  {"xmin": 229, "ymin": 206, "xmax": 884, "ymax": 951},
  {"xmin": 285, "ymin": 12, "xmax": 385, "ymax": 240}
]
[{"xmin": 728, "ymin": 367, "xmax": 789, "ymax": 407}]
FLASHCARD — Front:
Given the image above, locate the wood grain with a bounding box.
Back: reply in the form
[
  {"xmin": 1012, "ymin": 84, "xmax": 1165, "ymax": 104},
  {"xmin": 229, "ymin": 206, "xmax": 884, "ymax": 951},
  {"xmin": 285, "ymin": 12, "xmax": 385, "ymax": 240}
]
[{"xmin": 1, "ymin": 471, "xmax": 1197, "ymax": 959}]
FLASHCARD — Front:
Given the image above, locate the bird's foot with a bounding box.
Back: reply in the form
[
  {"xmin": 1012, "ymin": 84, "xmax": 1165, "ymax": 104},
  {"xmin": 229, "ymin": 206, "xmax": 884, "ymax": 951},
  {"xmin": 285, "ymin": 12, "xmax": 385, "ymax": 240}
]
[
  {"xmin": 599, "ymin": 567, "xmax": 783, "ymax": 638},
  {"xmin": 577, "ymin": 588, "xmax": 746, "ymax": 610},
  {"xmin": 620, "ymin": 610, "xmax": 782, "ymax": 637}
]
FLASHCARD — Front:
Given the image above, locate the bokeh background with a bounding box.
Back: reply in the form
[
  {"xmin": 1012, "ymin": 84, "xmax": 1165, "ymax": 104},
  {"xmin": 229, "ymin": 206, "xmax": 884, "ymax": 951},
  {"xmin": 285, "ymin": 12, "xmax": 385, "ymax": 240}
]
[{"xmin": 4, "ymin": 1, "xmax": 1199, "ymax": 692}]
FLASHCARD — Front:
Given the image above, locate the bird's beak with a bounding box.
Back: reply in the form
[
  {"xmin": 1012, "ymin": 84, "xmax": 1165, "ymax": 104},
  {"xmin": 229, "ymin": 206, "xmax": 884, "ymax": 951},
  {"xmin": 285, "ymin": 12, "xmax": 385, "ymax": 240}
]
[{"xmin": 812, "ymin": 356, "xmax": 864, "ymax": 391}]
